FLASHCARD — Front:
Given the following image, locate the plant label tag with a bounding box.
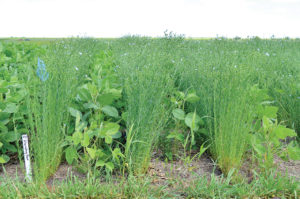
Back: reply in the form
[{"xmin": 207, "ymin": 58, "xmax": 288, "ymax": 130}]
[{"xmin": 22, "ymin": 134, "xmax": 32, "ymax": 182}]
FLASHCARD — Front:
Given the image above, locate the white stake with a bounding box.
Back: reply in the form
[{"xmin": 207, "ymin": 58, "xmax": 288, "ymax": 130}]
[{"xmin": 22, "ymin": 134, "xmax": 32, "ymax": 182}]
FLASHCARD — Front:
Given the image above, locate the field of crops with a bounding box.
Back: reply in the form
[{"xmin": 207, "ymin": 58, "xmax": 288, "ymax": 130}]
[{"xmin": 0, "ymin": 35, "xmax": 299, "ymax": 198}]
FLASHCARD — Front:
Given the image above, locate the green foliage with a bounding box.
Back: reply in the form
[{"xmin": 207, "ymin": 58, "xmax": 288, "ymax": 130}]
[
  {"xmin": 251, "ymin": 104, "xmax": 298, "ymax": 171},
  {"xmin": 115, "ymin": 37, "xmax": 177, "ymax": 174},
  {"xmin": 62, "ymin": 47, "xmax": 124, "ymax": 177},
  {"xmin": 180, "ymin": 55, "xmax": 256, "ymax": 175},
  {"xmin": 172, "ymin": 108, "xmax": 185, "ymax": 120},
  {"xmin": 0, "ymin": 174, "xmax": 175, "ymax": 198},
  {"xmin": 64, "ymin": 113, "xmax": 124, "ymax": 176},
  {"xmin": 181, "ymin": 169, "xmax": 300, "ymax": 198},
  {"xmin": 0, "ymin": 41, "xmax": 37, "ymax": 164},
  {"xmin": 165, "ymin": 91, "xmax": 207, "ymax": 163},
  {"xmin": 24, "ymin": 38, "xmax": 98, "ymax": 182},
  {"xmin": 0, "ymin": 37, "xmax": 299, "ymax": 188},
  {"xmin": 0, "ymin": 168, "xmax": 298, "ymax": 198},
  {"xmin": 101, "ymin": 105, "xmax": 119, "ymax": 118}
]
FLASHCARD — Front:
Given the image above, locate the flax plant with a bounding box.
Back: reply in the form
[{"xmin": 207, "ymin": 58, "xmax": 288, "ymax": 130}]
[
  {"xmin": 115, "ymin": 37, "xmax": 176, "ymax": 174},
  {"xmin": 177, "ymin": 39, "xmax": 256, "ymax": 175},
  {"xmin": 24, "ymin": 38, "xmax": 97, "ymax": 182}
]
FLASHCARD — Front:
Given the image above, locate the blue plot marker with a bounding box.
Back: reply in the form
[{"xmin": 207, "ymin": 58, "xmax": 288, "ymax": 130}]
[{"xmin": 37, "ymin": 57, "xmax": 49, "ymax": 82}]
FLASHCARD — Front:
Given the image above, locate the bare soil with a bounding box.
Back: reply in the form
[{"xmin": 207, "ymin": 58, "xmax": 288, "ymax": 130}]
[
  {"xmin": 0, "ymin": 163, "xmax": 85, "ymax": 185},
  {"xmin": 1, "ymin": 153, "xmax": 299, "ymax": 186},
  {"xmin": 148, "ymin": 154, "xmax": 222, "ymax": 186},
  {"xmin": 274, "ymin": 156, "xmax": 300, "ymax": 180}
]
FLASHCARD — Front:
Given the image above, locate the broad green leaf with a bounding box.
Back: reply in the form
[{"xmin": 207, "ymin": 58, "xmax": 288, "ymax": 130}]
[
  {"xmin": 198, "ymin": 128, "xmax": 209, "ymax": 136},
  {"xmin": 77, "ymin": 86, "xmax": 92, "ymax": 101},
  {"xmin": 105, "ymin": 136, "xmax": 113, "ymax": 144},
  {"xmin": 287, "ymin": 145, "xmax": 300, "ymax": 160},
  {"xmin": 65, "ymin": 146, "xmax": 77, "ymax": 164},
  {"xmin": 108, "ymin": 89, "xmax": 122, "ymax": 99},
  {"xmin": 274, "ymin": 125, "xmax": 296, "ymax": 139},
  {"xmin": 15, "ymin": 128, "xmax": 27, "ymax": 134},
  {"xmin": 3, "ymin": 103, "xmax": 18, "ymax": 113},
  {"xmin": 72, "ymin": 131, "xmax": 83, "ymax": 145},
  {"xmin": 0, "ymin": 112, "xmax": 10, "ymax": 124},
  {"xmin": 95, "ymin": 160, "xmax": 105, "ymax": 167},
  {"xmin": 170, "ymin": 96, "xmax": 177, "ymax": 104},
  {"xmin": 270, "ymin": 135, "xmax": 281, "ymax": 147},
  {"xmin": 3, "ymin": 131, "xmax": 19, "ymax": 142},
  {"xmin": 251, "ymin": 134, "xmax": 266, "ymax": 155},
  {"xmin": 263, "ymin": 106, "xmax": 278, "ymax": 119},
  {"xmin": 253, "ymin": 119, "xmax": 262, "ymax": 132},
  {"xmin": 176, "ymin": 91, "xmax": 185, "ymax": 100},
  {"xmin": 185, "ymin": 112, "xmax": 202, "ymax": 130},
  {"xmin": 97, "ymin": 93, "xmax": 115, "ymax": 106},
  {"xmin": 101, "ymin": 105, "xmax": 119, "ymax": 118},
  {"xmin": 75, "ymin": 120, "xmax": 87, "ymax": 134},
  {"xmin": 75, "ymin": 112, "xmax": 81, "ymax": 130},
  {"xmin": 95, "ymin": 149, "xmax": 105, "ymax": 158},
  {"xmin": 111, "ymin": 131, "xmax": 122, "ymax": 139},
  {"xmin": 0, "ymin": 142, "xmax": 3, "ymax": 148},
  {"xmin": 98, "ymin": 128, "xmax": 106, "ymax": 138},
  {"xmin": 87, "ymin": 129, "xmax": 98, "ymax": 138},
  {"xmin": 166, "ymin": 132, "xmax": 185, "ymax": 143},
  {"xmin": 105, "ymin": 162, "xmax": 114, "ymax": 172},
  {"xmin": 102, "ymin": 123, "xmax": 120, "ymax": 136},
  {"xmin": 0, "ymin": 155, "xmax": 9, "ymax": 163},
  {"xmin": 0, "ymin": 157, "xmax": 5, "ymax": 163},
  {"xmin": 83, "ymin": 111, "xmax": 92, "ymax": 122},
  {"xmin": 0, "ymin": 87, "xmax": 8, "ymax": 93},
  {"xmin": 251, "ymin": 133, "xmax": 265, "ymax": 143},
  {"xmin": 0, "ymin": 122, "xmax": 8, "ymax": 133},
  {"xmin": 83, "ymin": 103, "xmax": 99, "ymax": 110},
  {"xmin": 185, "ymin": 93, "xmax": 200, "ymax": 103},
  {"xmin": 81, "ymin": 132, "xmax": 90, "ymax": 147},
  {"xmin": 121, "ymin": 112, "xmax": 128, "ymax": 122},
  {"xmin": 8, "ymin": 93, "xmax": 23, "ymax": 103},
  {"xmin": 87, "ymin": 83, "xmax": 98, "ymax": 98},
  {"xmin": 112, "ymin": 148, "xmax": 124, "ymax": 159},
  {"xmin": 252, "ymin": 143, "xmax": 266, "ymax": 156},
  {"xmin": 172, "ymin": 109, "xmax": 185, "ymax": 120},
  {"xmin": 86, "ymin": 148, "xmax": 96, "ymax": 159},
  {"xmin": 88, "ymin": 120, "xmax": 97, "ymax": 131},
  {"xmin": 69, "ymin": 107, "xmax": 82, "ymax": 118},
  {"xmin": 5, "ymin": 143, "xmax": 17, "ymax": 152},
  {"xmin": 262, "ymin": 116, "xmax": 271, "ymax": 133},
  {"xmin": 251, "ymin": 86, "xmax": 270, "ymax": 102}
]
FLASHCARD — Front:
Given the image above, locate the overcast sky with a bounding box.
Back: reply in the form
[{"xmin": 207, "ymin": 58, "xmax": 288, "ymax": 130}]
[{"xmin": 1, "ymin": 0, "xmax": 300, "ymax": 38}]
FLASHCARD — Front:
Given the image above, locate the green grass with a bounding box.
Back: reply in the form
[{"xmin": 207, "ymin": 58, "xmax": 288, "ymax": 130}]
[
  {"xmin": 0, "ymin": 170, "xmax": 298, "ymax": 198},
  {"xmin": 0, "ymin": 174, "xmax": 172, "ymax": 198},
  {"xmin": 181, "ymin": 170, "xmax": 299, "ymax": 198}
]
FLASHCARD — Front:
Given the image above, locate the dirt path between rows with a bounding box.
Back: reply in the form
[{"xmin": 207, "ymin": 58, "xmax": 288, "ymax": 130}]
[{"xmin": 1, "ymin": 154, "xmax": 299, "ymax": 186}]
